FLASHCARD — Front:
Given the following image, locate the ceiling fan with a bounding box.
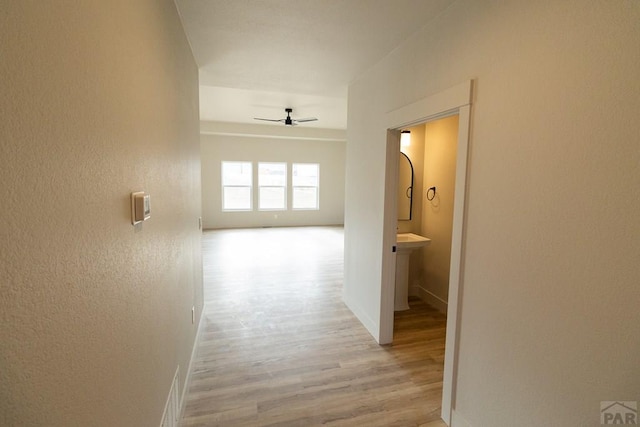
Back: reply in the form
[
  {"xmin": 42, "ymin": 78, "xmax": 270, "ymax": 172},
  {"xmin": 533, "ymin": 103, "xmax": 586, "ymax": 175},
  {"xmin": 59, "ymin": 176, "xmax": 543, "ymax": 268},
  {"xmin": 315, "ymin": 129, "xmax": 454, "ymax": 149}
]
[{"xmin": 254, "ymin": 108, "xmax": 317, "ymax": 126}]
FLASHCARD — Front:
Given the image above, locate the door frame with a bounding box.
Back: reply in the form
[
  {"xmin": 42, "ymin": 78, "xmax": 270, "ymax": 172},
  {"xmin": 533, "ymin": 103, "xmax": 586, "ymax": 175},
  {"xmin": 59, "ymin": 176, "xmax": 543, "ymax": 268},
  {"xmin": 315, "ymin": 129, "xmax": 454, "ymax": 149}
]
[{"xmin": 381, "ymin": 80, "xmax": 473, "ymax": 425}]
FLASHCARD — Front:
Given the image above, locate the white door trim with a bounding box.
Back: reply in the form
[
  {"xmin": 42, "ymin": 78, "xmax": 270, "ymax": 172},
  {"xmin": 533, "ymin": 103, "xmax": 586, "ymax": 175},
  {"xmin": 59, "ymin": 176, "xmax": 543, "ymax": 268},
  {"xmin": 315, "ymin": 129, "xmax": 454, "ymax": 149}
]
[
  {"xmin": 379, "ymin": 131, "xmax": 401, "ymax": 344},
  {"xmin": 382, "ymin": 80, "xmax": 473, "ymax": 425}
]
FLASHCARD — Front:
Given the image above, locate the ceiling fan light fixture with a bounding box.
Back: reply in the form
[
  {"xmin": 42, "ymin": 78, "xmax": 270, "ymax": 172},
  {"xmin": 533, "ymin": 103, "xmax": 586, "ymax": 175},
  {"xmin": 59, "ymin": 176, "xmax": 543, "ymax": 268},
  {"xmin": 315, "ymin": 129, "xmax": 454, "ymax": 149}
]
[{"xmin": 254, "ymin": 108, "xmax": 318, "ymax": 126}]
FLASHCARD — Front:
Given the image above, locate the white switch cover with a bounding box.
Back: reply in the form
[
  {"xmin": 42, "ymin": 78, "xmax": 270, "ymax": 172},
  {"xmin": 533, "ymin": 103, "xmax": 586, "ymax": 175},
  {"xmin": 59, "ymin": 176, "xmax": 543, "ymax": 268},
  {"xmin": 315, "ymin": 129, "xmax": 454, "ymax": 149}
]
[{"xmin": 131, "ymin": 191, "xmax": 151, "ymax": 225}]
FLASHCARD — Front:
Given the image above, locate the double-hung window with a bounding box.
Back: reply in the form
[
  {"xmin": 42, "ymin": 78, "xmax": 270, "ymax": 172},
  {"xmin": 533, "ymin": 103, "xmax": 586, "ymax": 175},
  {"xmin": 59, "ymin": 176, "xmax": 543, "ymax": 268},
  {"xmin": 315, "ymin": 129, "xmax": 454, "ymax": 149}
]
[
  {"xmin": 258, "ymin": 162, "xmax": 287, "ymax": 210},
  {"xmin": 221, "ymin": 161, "xmax": 252, "ymax": 211},
  {"xmin": 292, "ymin": 163, "xmax": 319, "ymax": 210}
]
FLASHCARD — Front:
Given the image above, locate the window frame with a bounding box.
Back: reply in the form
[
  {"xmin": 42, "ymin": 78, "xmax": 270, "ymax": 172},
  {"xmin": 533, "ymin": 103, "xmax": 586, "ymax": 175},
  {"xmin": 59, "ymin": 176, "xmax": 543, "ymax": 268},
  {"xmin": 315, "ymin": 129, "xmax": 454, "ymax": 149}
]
[
  {"xmin": 221, "ymin": 161, "xmax": 253, "ymax": 211},
  {"xmin": 257, "ymin": 162, "xmax": 287, "ymax": 211},
  {"xmin": 292, "ymin": 162, "xmax": 320, "ymax": 210}
]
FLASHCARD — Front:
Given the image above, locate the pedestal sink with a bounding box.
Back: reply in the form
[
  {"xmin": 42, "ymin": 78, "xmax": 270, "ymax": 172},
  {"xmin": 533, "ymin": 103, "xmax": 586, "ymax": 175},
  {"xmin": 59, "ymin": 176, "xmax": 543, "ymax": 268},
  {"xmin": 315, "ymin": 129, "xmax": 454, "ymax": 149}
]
[{"xmin": 395, "ymin": 233, "xmax": 431, "ymax": 311}]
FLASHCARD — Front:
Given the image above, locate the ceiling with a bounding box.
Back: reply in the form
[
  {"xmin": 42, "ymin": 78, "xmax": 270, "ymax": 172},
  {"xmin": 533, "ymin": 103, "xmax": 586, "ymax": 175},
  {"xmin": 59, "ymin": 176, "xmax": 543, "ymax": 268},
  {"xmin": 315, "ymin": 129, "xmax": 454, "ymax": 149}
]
[{"xmin": 175, "ymin": 0, "xmax": 455, "ymax": 129}]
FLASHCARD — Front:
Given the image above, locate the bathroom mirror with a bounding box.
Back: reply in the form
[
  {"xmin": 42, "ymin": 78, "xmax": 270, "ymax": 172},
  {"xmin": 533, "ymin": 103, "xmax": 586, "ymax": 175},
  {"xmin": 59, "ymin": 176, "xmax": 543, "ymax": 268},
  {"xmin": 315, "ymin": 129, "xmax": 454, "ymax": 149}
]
[{"xmin": 397, "ymin": 152, "xmax": 414, "ymax": 220}]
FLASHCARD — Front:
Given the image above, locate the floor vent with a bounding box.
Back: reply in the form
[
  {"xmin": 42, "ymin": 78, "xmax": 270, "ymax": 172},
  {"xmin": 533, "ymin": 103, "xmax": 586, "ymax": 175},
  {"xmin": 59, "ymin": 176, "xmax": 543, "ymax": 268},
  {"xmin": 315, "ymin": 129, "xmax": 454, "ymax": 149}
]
[{"xmin": 161, "ymin": 367, "xmax": 180, "ymax": 427}]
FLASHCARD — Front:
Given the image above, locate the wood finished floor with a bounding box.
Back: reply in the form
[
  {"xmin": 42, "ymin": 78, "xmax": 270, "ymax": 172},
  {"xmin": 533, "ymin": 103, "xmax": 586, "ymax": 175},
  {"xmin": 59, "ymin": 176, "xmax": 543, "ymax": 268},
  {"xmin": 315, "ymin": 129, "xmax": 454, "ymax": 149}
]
[{"xmin": 181, "ymin": 226, "xmax": 447, "ymax": 427}]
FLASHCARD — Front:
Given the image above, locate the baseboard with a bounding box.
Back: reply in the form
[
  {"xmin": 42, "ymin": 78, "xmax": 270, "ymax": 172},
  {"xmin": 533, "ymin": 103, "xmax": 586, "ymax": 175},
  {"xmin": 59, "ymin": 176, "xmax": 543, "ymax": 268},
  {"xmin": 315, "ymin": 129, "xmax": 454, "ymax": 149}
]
[
  {"xmin": 415, "ymin": 286, "xmax": 448, "ymax": 314},
  {"xmin": 160, "ymin": 366, "xmax": 180, "ymax": 427},
  {"xmin": 342, "ymin": 291, "xmax": 379, "ymax": 343},
  {"xmin": 179, "ymin": 302, "xmax": 207, "ymax": 421},
  {"xmin": 203, "ymin": 224, "xmax": 345, "ymax": 231},
  {"xmin": 451, "ymin": 409, "xmax": 472, "ymax": 427}
]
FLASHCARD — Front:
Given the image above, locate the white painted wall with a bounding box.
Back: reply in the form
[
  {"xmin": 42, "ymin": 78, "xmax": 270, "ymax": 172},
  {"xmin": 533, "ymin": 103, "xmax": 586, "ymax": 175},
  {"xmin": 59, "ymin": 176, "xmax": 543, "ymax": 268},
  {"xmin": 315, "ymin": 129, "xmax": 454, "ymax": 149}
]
[
  {"xmin": 344, "ymin": 1, "xmax": 640, "ymax": 425},
  {"xmin": 343, "ymin": 104, "xmax": 389, "ymax": 338},
  {"xmin": 0, "ymin": 2, "xmax": 203, "ymax": 426},
  {"xmin": 201, "ymin": 121, "xmax": 346, "ymax": 229}
]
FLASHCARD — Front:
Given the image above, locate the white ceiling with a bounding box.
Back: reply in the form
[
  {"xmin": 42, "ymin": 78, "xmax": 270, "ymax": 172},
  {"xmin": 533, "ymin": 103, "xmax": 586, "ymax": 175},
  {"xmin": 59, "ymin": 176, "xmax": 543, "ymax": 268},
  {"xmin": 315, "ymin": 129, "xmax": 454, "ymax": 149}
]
[{"xmin": 175, "ymin": 0, "xmax": 455, "ymax": 129}]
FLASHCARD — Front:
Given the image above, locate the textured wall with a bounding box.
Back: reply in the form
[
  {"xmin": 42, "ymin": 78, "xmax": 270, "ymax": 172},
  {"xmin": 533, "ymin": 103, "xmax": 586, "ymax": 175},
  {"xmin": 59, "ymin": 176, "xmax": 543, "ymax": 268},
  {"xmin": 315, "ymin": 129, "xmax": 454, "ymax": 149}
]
[
  {"xmin": 345, "ymin": 1, "xmax": 640, "ymax": 425},
  {"xmin": 0, "ymin": 1, "xmax": 203, "ymax": 426}
]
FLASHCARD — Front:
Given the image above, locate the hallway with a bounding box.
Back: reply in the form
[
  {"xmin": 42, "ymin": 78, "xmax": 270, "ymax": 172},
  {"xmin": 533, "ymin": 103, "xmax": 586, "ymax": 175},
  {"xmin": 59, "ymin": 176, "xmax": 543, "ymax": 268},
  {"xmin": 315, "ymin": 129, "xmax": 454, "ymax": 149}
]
[{"xmin": 181, "ymin": 227, "xmax": 446, "ymax": 426}]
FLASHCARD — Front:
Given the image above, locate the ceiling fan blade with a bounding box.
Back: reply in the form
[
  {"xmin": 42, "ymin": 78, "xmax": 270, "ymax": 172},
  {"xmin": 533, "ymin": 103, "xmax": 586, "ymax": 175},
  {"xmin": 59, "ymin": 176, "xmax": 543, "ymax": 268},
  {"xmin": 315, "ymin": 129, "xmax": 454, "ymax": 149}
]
[
  {"xmin": 254, "ymin": 118, "xmax": 285, "ymax": 122},
  {"xmin": 254, "ymin": 110, "xmax": 317, "ymax": 126}
]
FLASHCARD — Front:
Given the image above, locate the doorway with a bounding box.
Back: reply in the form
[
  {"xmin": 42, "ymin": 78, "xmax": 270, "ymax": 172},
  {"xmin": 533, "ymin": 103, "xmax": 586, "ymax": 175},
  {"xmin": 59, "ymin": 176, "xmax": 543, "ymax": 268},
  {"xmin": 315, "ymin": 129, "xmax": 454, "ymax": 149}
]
[
  {"xmin": 380, "ymin": 81, "xmax": 473, "ymax": 425},
  {"xmin": 396, "ymin": 118, "xmax": 458, "ymax": 313}
]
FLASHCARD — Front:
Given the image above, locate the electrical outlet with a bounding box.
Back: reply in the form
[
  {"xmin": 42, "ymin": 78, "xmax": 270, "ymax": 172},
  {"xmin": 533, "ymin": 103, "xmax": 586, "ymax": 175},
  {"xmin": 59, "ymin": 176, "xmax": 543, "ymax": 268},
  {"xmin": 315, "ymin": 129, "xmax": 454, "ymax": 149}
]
[{"xmin": 191, "ymin": 306, "xmax": 195, "ymax": 324}]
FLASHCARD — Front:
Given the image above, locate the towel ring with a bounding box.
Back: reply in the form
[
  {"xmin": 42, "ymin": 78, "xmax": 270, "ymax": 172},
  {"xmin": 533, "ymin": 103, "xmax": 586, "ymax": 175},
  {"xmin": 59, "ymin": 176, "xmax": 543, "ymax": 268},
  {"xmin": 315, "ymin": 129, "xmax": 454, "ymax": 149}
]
[{"xmin": 426, "ymin": 186, "xmax": 436, "ymax": 201}]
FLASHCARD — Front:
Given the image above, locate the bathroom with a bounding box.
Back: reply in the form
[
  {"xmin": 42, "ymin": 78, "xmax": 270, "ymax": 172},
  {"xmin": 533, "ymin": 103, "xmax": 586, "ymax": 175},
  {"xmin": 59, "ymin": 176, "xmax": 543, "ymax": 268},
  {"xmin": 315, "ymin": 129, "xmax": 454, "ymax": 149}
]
[{"xmin": 396, "ymin": 114, "xmax": 459, "ymax": 314}]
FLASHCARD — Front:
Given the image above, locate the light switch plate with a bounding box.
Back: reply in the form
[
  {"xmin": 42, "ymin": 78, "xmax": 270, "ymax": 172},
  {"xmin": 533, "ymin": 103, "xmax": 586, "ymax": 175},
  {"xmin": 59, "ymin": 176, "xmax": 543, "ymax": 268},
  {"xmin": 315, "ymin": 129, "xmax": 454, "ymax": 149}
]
[{"xmin": 131, "ymin": 191, "xmax": 150, "ymax": 225}]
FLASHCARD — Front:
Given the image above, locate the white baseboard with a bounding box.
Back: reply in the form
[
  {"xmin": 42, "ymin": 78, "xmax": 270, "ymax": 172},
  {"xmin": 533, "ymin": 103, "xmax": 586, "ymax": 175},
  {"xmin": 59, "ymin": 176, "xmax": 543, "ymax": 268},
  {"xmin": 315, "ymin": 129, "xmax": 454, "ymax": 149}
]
[
  {"xmin": 415, "ymin": 286, "xmax": 448, "ymax": 314},
  {"xmin": 179, "ymin": 302, "xmax": 207, "ymax": 421},
  {"xmin": 342, "ymin": 291, "xmax": 379, "ymax": 343},
  {"xmin": 160, "ymin": 366, "xmax": 180, "ymax": 427}
]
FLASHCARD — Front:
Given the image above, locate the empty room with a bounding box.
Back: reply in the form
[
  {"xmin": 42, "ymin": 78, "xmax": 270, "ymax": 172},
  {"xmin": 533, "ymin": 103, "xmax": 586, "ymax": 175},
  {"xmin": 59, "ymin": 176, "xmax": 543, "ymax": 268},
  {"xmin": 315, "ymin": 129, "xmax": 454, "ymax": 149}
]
[{"xmin": 1, "ymin": 1, "xmax": 638, "ymax": 427}]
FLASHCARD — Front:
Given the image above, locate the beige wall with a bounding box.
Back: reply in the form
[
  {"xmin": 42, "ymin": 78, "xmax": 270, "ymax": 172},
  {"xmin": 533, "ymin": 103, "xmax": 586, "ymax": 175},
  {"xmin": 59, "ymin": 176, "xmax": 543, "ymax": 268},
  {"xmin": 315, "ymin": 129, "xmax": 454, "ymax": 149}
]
[
  {"xmin": 345, "ymin": 1, "xmax": 640, "ymax": 425},
  {"xmin": 201, "ymin": 122, "xmax": 346, "ymax": 229},
  {"xmin": 0, "ymin": 2, "xmax": 203, "ymax": 426},
  {"xmin": 419, "ymin": 116, "xmax": 458, "ymax": 310}
]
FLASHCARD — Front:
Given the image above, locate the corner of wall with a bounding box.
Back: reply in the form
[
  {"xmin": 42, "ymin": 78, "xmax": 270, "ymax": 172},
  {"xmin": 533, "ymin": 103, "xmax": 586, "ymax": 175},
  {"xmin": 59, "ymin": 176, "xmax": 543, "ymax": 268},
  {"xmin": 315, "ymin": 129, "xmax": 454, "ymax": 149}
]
[{"xmin": 451, "ymin": 409, "xmax": 473, "ymax": 427}]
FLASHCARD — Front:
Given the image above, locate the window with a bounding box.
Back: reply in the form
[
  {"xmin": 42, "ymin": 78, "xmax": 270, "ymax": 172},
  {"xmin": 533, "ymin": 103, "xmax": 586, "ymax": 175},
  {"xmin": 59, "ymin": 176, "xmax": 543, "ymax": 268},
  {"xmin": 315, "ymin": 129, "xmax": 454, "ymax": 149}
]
[
  {"xmin": 292, "ymin": 163, "xmax": 319, "ymax": 210},
  {"xmin": 221, "ymin": 161, "xmax": 252, "ymax": 211},
  {"xmin": 258, "ymin": 162, "xmax": 286, "ymax": 210}
]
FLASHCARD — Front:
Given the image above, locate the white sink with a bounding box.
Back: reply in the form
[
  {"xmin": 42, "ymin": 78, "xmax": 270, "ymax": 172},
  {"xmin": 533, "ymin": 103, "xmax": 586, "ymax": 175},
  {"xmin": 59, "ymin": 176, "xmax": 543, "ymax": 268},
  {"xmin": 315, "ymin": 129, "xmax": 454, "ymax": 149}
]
[
  {"xmin": 396, "ymin": 233, "xmax": 431, "ymax": 251},
  {"xmin": 395, "ymin": 233, "xmax": 431, "ymax": 311}
]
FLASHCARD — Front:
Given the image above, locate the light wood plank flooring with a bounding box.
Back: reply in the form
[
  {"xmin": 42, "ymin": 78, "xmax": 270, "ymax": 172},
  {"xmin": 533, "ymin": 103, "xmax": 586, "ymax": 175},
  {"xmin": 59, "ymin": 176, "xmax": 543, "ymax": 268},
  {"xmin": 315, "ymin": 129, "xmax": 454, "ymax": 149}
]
[{"xmin": 181, "ymin": 226, "xmax": 447, "ymax": 427}]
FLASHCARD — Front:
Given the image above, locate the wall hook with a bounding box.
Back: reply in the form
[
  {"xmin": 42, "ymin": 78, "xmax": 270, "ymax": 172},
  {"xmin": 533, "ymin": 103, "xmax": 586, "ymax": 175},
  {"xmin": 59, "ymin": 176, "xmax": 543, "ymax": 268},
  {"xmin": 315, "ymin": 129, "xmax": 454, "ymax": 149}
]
[{"xmin": 426, "ymin": 186, "xmax": 436, "ymax": 201}]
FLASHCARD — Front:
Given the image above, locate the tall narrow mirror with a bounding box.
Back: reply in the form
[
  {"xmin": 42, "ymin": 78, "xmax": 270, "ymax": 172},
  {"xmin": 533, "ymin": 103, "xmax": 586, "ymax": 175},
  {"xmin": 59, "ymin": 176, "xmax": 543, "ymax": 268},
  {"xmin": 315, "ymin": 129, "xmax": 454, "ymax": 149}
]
[{"xmin": 398, "ymin": 152, "xmax": 414, "ymax": 220}]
